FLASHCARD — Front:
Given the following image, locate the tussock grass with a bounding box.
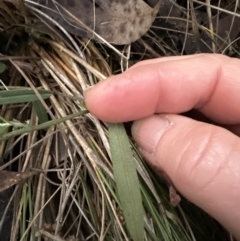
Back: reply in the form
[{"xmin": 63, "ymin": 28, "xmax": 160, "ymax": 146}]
[{"xmin": 0, "ymin": 0, "xmax": 238, "ymax": 240}]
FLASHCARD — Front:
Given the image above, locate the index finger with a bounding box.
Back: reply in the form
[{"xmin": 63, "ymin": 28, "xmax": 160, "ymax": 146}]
[{"xmin": 85, "ymin": 54, "xmax": 240, "ymax": 124}]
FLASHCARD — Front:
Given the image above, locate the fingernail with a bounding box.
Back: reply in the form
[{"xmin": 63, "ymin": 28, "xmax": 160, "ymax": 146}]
[
  {"xmin": 83, "ymin": 77, "xmax": 114, "ymax": 98},
  {"xmin": 132, "ymin": 115, "xmax": 172, "ymax": 154}
]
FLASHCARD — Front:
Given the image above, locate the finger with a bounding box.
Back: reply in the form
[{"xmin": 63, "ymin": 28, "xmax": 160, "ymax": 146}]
[
  {"xmin": 129, "ymin": 55, "xmax": 196, "ymax": 70},
  {"xmin": 85, "ymin": 54, "xmax": 240, "ymax": 124},
  {"xmin": 132, "ymin": 114, "xmax": 240, "ymax": 240}
]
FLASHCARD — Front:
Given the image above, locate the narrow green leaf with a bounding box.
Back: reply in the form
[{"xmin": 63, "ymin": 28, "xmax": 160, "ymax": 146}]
[
  {"xmin": 0, "ymin": 109, "xmax": 88, "ymax": 141},
  {"xmin": 0, "ymin": 62, "xmax": 6, "ymax": 74},
  {"xmin": 109, "ymin": 123, "xmax": 144, "ymax": 241},
  {"xmin": 0, "ymin": 89, "xmax": 51, "ymax": 105},
  {"xmin": 33, "ymin": 100, "xmax": 49, "ymax": 124},
  {"xmin": 0, "ymin": 123, "xmax": 10, "ymax": 136},
  {"xmin": 78, "ymin": 171, "xmax": 99, "ymax": 231}
]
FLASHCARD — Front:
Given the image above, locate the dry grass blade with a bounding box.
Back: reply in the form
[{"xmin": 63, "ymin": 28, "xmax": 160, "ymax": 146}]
[{"xmin": 0, "ymin": 170, "xmax": 36, "ymax": 192}]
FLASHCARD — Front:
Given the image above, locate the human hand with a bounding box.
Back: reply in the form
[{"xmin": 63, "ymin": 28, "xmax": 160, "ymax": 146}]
[{"xmin": 84, "ymin": 54, "xmax": 240, "ymax": 240}]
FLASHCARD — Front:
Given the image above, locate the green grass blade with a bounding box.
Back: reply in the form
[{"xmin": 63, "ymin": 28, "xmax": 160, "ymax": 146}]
[
  {"xmin": 33, "ymin": 100, "xmax": 49, "ymax": 124},
  {"xmin": 0, "ymin": 123, "xmax": 9, "ymax": 135},
  {"xmin": 0, "ymin": 109, "xmax": 88, "ymax": 140},
  {"xmin": 109, "ymin": 123, "xmax": 144, "ymax": 241},
  {"xmin": 0, "ymin": 89, "xmax": 51, "ymax": 105},
  {"xmin": 0, "ymin": 62, "xmax": 7, "ymax": 74}
]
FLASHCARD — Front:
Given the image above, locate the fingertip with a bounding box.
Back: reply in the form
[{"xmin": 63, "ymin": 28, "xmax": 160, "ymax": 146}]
[
  {"xmin": 84, "ymin": 76, "xmax": 122, "ymax": 122},
  {"xmin": 84, "ymin": 70, "xmax": 160, "ymax": 122},
  {"xmin": 131, "ymin": 115, "xmax": 172, "ymax": 155}
]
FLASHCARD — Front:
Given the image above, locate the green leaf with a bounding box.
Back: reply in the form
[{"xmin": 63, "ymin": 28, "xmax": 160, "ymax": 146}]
[
  {"xmin": 0, "ymin": 88, "xmax": 51, "ymax": 105},
  {"xmin": 0, "ymin": 122, "xmax": 10, "ymax": 136},
  {"xmin": 109, "ymin": 123, "xmax": 144, "ymax": 241},
  {"xmin": 0, "ymin": 62, "xmax": 6, "ymax": 74},
  {"xmin": 0, "ymin": 109, "xmax": 88, "ymax": 141},
  {"xmin": 33, "ymin": 100, "xmax": 49, "ymax": 124}
]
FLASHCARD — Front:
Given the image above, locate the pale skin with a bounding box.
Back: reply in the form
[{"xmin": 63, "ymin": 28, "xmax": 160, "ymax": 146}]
[{"xmin": 84, "ymin": 54, "xmax": 240, "ymax": 240}]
